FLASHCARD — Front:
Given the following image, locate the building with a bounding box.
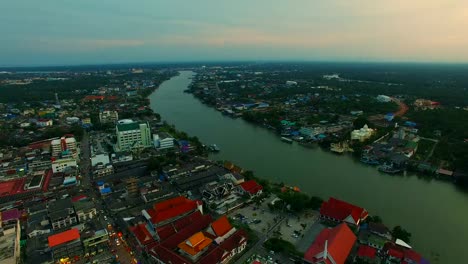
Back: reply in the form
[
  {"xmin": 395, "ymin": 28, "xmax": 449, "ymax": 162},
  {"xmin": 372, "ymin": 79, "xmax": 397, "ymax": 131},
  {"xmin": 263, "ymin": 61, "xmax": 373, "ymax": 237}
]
[
  {"xmin": 116, "ymin": 120, "xmax": 152, "ymax": 151},
  {"xmin": 52, "ymin": 158, "xmax": 77, "ymax": 173},
  {"xmin": 237, "ymin": 180, "xmax": 263, "ymax": 197},
  {"xmin": 351, "ymin": 124, "xmax": 375, "ymax": 142},
  {"xmin": 48, "ymin": 228, "xmax": 83, "ymax": 262},
  {"xmin": 222, "ymin": 173, "xmax": 245, "ymax": 185},
  {"xmin": 51, "ymin": 135, "xmax": 78, "ymax": 159},
  {"xmin": 82, "ymin": 229, "xmax": 109, "ymax": 256},
  {"xmin": 90, "ymin": 153, "xmax": 110, "ymax": 167},
  {"xmin": 355, "ymin": 245, "xmax": 379, "ymax": 264},
  {"xmin": 142, "ymin": 196, "xmax": 202, "ymax": 229},
  {"xmin": 73, "ymin": 200, "xmax": 97, "ymax": 223},
  {"xmin": 26, "ymin": 211, "xmax": 51, "ymax": 238},
  {"xmin": 149, "ymin": 214, "xmax": 248, "ymax": 264},
  {"xmin": 319, "ymin": 197, "xmax": 368, "ymax": 226},
  {"xmin": 304, "ymin": 223, "xmax": 356, "ymax": 264},
  {"xmin": 153, "ymin": 133, "xmax": 175, "ymax": 150},
  {"xmin": 48, "ymin": 198, "xmax": 77, "ymax": 230},
  {"xmin": 36, "ymin": 119, "xmax": 53, "ymax": 127},
  {"xmin": 0, "ymin": 219, "xmax": 20, "ymax": 264},
  {"xmin": 99, "ymin": 110, "xmax": 119, "ymax": 124},
  {"xmin": 376, "ymin": 95, "xmax": 392, "ymax": 103}
]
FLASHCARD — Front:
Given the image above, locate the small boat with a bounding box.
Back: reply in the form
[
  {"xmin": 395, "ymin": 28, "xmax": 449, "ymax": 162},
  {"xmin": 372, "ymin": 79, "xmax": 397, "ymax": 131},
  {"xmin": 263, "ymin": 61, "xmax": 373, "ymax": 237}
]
[
  {"xmin": 378, "ymin": 163, "xmax": 402, "ymax": 174},
  {"xmin": 360, "ymin": 156, "xmax": 380, "ymax": 165},
  {"xmin": 209, "ymin": 144, "xmax": 220, "ymax": 152},
  {"xmin": 281, "ymin": 137, "xmax": 293, "ymax": 144}
]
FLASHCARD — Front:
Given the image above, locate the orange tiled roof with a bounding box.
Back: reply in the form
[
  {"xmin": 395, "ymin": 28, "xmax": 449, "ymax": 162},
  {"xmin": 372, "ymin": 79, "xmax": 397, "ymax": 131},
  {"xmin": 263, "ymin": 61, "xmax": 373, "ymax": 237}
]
[
  {"xmin": 178, "ymin": 232, "xmax": 212, "ymax": 256},
  {"xmin": 211, "ymin": 215, "xmax": 232, "ymax": 237}
]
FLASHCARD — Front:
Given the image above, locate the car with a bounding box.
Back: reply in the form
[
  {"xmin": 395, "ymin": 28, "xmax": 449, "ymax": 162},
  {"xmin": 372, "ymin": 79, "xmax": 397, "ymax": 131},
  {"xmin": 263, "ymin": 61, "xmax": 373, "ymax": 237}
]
[{"xmin": 104, "ymin": 215, "xmax": 108, "ymax": 221}]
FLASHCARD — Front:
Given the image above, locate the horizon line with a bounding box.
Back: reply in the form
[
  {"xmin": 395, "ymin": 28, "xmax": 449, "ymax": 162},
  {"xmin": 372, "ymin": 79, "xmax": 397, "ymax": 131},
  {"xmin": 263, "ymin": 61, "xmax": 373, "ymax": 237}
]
[{"xmin": 2, "ymin": 59, "xmax": 468, "ymax": 69}]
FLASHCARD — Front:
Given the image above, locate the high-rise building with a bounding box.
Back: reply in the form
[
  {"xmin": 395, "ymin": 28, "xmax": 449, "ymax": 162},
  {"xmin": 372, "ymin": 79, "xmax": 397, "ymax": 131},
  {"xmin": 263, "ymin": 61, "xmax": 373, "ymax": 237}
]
[
  {"xmin": 51, "ymin": 135, "xmax": 78, "ymax": 159},
  {"xmin": 116, "ymin": 120, "xmax": 152, "ymax": 151}
]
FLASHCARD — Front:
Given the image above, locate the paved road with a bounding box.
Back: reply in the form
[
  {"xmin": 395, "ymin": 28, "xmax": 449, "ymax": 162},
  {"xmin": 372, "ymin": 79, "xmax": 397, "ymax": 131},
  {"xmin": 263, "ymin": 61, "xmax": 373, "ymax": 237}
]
[
  {"xmin": 81, "ymin": 132, "xmax": 136, "ymax": 264},
  {"xmin": 235, "ymin": 216, "xmax": 287, "ymax": 264}
]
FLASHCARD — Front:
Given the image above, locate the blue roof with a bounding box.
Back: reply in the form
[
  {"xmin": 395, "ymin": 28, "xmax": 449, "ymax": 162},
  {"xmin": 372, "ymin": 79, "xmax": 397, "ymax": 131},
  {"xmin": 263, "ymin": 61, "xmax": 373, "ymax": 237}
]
[
  {"xmin": 97, "ymin": 181, "xmax": 104, "ymax": 186},
  {"xmin": 100, "ymin": 187, "xmax": 111, "ymax": 194}
]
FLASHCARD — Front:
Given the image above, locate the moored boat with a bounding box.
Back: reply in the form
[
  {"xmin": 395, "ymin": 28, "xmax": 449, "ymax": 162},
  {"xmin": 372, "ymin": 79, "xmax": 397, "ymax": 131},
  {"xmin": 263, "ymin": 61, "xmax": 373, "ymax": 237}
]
[{"xmin": 281, "ymin": 137, "xmax": 293, "ymax": 143}]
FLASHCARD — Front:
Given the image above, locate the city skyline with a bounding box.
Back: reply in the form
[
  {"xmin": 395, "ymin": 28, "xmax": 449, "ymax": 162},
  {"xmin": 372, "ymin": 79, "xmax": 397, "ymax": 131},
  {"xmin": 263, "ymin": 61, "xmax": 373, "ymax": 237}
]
[{"xmin": 2, "ymin": 0, "xmax": 468, "ymax": 66}]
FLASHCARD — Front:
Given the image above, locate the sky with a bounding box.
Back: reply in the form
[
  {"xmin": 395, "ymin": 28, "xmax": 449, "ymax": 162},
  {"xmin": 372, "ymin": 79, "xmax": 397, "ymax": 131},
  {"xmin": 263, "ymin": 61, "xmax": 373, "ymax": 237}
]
[{"xmin": 1, "ymin": 0, "xmax": 468, "ymax": 66}]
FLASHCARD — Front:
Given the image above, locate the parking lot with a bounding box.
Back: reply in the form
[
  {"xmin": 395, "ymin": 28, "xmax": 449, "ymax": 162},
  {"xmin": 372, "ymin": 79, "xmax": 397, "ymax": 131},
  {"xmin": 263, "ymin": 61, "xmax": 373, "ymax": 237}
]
[{"xmin": 227, "ymin": 194, "xmax": 323, "ymax": 254}]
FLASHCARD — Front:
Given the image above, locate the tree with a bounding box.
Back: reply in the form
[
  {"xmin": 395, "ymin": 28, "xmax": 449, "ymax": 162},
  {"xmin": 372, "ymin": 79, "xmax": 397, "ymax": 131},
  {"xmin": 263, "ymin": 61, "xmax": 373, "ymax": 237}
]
[
  {"xmin": 308, "ymin": 196, "xmax": 323, "ymax": 210},
  {"xmin": 392, "ymin": 225, "xmax": 412, "ymax": 243},
  {"xmin": 367, "ymin": 215, "xmax": 383, "ymax": 224},
  {"xmin": 353, "ymin": 116, "xmax": 370, "ymax": 129}
]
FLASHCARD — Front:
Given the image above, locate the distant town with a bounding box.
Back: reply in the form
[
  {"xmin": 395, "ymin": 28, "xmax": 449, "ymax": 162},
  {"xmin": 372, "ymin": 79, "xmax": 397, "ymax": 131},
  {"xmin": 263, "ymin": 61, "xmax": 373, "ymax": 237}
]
[{"xmin": 0, "ymin": 63, "xmax": 466, "ymax": 264}]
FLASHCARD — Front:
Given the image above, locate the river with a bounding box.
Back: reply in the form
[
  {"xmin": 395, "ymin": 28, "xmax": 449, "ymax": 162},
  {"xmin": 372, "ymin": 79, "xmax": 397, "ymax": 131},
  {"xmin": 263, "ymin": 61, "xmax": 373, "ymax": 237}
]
[{"xmin": 150, "ymin": 71, "xmax": 467, "ymax": 263}]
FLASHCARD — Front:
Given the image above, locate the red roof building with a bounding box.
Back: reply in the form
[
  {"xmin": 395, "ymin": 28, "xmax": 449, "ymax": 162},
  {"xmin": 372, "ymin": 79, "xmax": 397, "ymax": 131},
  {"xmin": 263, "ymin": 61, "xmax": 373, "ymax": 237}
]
[
  {"xmin": 319, "ymin": 197, "xmax": 368, "ymax": 226},
  {"xmin": 304, "ymin": 223, "xmax": 356, "ymax": 264},
  {"xmin": 48, "ymin": 228, "xmax": 80, "ymax": 248},
  {"xmin": 209, "ymin": 215, "xmax": 233, "ymax": 237},
  {"xmin": 356, "ymin": 245, "xmax": 377, "ymax": 262},
  {"xmin": 148, "ymin": 213, "xmax": 248, "ymax": 264},
  {"xmin": 387, "ymin": 247, "xmax": 404, "ymax": 262},
  {"xmin": 130, "ymin": 223, "xmax": 154, "ymax": 247},
  {"xmin": 144, "ymin": 196, "xmax": 199, "ymax": 226},
  {"xmin": 404, "ymin": 249, "xmax": 422, "ymax": 263},
  {"xmin": 238, "ymin": 180, "xmax": 263, "ymax": 197}
]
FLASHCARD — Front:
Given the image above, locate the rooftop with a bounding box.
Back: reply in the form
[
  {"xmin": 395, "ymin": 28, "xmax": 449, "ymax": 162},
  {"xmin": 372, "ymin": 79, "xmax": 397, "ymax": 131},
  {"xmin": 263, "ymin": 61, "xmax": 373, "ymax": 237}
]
[{"xmin": 48, "ymin": 228, "xmax": 80, "ymax": 248}]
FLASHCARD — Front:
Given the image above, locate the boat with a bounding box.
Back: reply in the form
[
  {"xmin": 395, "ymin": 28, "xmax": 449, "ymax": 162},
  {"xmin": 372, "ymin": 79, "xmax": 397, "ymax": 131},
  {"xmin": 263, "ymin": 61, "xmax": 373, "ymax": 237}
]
[
  {"xmin": 209, "ymin": 144, "xmax": 220, "ymax": 152},
  {"xmin": 378, "ymin": 163, "xmax": 402, "ymax": 174},
  {"xmin": 360, "ymin": 156, "xmax": 380, "ymax": 165},
  {"xmin": 281, "ymin": 137, "xmax": 293, "ymax": 144}
]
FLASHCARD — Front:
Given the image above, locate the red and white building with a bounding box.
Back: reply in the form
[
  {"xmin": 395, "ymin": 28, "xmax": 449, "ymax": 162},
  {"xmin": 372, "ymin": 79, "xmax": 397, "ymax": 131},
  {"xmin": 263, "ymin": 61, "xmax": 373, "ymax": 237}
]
[
  {"xmin": 237, "ymin": 180, "xmax": 263, "ymax": 197},
  {"xmin": 319, "ymin": 197, "xmax": 368, "ymax": 226},
  {"xmin": 130, "ymin": 196, "xmax": 249, "ymax": 264},
  {"xmin": 304, "ymin": 223, "xmax": 356, "ymax": 264}
]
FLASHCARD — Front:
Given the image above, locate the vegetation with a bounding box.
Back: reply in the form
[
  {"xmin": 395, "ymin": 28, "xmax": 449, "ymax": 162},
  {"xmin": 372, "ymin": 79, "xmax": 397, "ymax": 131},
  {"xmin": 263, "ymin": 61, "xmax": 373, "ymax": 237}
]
[
  {"xmin": 263, "ymin": 238, "xmax": 303, "ymax": 257},
  {"xmin": 392, "ymin": 225, "xmax": 412, "ymax": 243}
]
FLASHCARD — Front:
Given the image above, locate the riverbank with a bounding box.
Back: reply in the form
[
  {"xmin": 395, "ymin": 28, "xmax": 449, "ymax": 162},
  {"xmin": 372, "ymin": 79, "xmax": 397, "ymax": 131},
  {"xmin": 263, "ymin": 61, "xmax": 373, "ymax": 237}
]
[
  {"xmin": 187, "ymin": 71, "xmax": 467, "ymax": 189},
  {"xmin": 149, "ymin": 71, "xmax": 468, "ymax": 263}
]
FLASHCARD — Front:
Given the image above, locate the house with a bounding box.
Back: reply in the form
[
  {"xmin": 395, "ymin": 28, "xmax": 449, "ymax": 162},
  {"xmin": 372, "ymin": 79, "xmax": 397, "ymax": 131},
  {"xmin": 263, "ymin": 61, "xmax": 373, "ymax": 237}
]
[
  {"xmin": 355, "ymin": 245, "xmax": 379, "ymax": 264},
  {"xmin": 26, "ymin": 211, "xmax": 51, "ymax": 238},
  {"xmin": 222, "ymin": 173, "xmax": 245, "ymax": 185},
  {"xmin": 81, "ymin": 229, "xmax": 109, "ymax": 256},
  {"xmin": 48, "ymin": 228, "xmax": 83, "ymax": 262},
  {"xmin": 404, "ymin": 249, "xmax": 422, "ymax": 264},
  {"xmin": 73, "ymin": 200, "xmax": 97, "ymax": 223},
  {"xmin": 320, "ymin": 197, "xmax": 368, "ymax": 226},
  {"xmin": 368, "ymin": 222, "xmax": 392, "ymax": 240},
  {"xmin": 386, "ymin": 247, "xmax": 404, "ymax": 263},
  {"xmin": 238, "ymin": 180, "xmax": 263, "ymax": 197},
  {"xmin": 142, "ymin": 196, "xmax": 201, "ymax": 229},
  {"xmin": 148, "ymin": 212, "xmax": 247, "ymax": 264},
  {"xmin": 130, "ymin": 223, "xmax": 154, "ymax": 248},
  {"xmin": 304, "ymin": 223, "xmax": 357, "ymax": 264},
  {"xmin": 36, "ymin": 119, "xmax": 53, "ymax": 127},
  {"xmin": 48, "ymin": 198, "xmax": 77, "ymax": 230}
]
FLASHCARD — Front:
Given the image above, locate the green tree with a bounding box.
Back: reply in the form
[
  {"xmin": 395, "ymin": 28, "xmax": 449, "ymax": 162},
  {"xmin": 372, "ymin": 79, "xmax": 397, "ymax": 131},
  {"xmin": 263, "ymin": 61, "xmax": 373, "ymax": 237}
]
[{"xmin": 392, "ymin": 225, "xmax": 412, "ymax": 243}]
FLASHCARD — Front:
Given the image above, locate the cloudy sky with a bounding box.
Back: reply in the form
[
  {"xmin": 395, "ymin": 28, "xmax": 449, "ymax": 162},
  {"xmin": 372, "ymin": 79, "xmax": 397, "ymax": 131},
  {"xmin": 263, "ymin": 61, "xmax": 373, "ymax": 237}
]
[{"xmin": 1, "ymin": 0, "xmax": 468, "ymax": 66}]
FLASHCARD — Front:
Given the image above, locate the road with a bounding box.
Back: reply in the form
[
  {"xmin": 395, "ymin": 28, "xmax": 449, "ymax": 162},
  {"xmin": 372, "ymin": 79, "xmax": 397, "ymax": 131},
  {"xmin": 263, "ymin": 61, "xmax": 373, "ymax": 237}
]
[
  {"xmin": 235, "ymin": 216, "xmax": 288, "ymax": 264},
  {"xmin": 80, "ymin": 132, "xmax": 136, "ymax": 264}
]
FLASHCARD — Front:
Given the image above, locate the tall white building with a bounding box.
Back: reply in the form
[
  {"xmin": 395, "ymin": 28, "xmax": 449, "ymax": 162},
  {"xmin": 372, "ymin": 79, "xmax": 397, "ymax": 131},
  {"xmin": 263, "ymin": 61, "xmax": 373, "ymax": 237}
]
[
  {"xmin": 51, "ymin": 136, "xmax": 78, "ymax": 159},
  {"xmin": 116, "ymin": 120, "xmax": 152, "ymax": 151}
]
